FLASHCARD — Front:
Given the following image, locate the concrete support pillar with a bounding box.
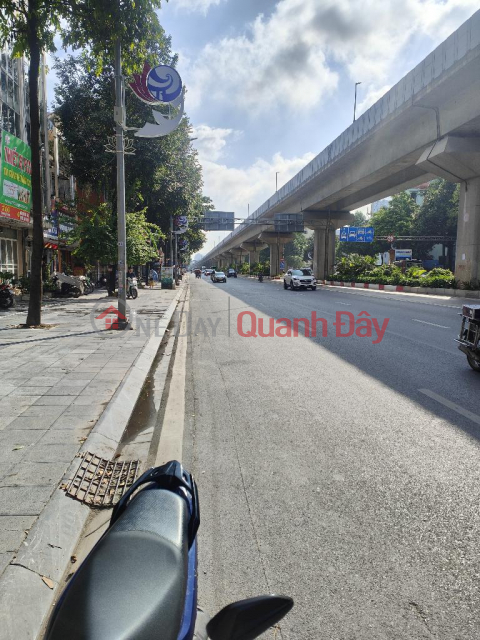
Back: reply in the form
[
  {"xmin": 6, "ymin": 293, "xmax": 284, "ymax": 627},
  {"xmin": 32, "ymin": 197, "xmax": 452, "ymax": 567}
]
[
  {"xmin": 268, "ymin": 243, "xmax": 280, "ymax": 276},
  {"xmin": 455, "ymin": 177, "xmax": 480, "ymax": 283},
  {"xmin": 230, "ymin": 249, "xmax": 244, "ymax": 268},
  {"xmin": 304, "ymin": 211, "xmax": 354, "ymax": 280},
  {"xmin": 313, "ymin": 226, "xmax": 337, "ymax": 280},
  {"xmin": 249, "ymin": 250, "xmax": 261, "ymax": 265},
  {"xmin": 258, "ymin": 233, "xmax": 294, "ymax": 276},
  {"xmin": 416, "ymin": 136, "xmax": 480, "ymax": 284},
  {"xmin": 240, "ymin": 241, "xmax": 267, "ymax": 268}
]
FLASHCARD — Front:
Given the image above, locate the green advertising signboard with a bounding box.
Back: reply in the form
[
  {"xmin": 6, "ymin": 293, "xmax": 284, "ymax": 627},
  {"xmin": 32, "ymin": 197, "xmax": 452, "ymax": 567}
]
[{"xmin": 0, "ymin": 130, "xmax": 32, "ymax": 224}]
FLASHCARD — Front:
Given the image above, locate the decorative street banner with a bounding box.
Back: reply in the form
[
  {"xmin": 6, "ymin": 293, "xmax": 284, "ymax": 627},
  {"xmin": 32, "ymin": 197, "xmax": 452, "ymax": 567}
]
[
  {"xmin": 174, "ymin": 215, "xmax": 188, "ymax": 234},
  {"xmin": 129, "ymin": 62, "xmax": 185, "ymax": 138},
  {"xmin": 0, "ymin": 130, "xmax": 32, "ymax": 224},
  {"xmin": 178, "ymin": 238, "xmax": 189, "ymax": 251},
  {"xmin": 339, "ymin": 226, "xmax": 375, "ymax": 242}
]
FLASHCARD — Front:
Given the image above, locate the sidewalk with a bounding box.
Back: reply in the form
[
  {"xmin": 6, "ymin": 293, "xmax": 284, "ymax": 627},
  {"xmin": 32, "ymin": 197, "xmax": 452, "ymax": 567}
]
[{"xmin": 0, "ymin": 284, "xmax": 181, "ymax": 583}]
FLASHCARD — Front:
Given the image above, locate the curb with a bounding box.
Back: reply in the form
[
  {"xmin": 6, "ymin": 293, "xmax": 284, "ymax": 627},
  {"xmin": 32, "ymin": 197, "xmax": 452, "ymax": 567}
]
[
  {"xmin": 0, "ymin": 284, "xmax": 186, "ymax": 640},
  {"xmin": 320, "ymin": 280, "xmax": 480, "ymax": 298}
]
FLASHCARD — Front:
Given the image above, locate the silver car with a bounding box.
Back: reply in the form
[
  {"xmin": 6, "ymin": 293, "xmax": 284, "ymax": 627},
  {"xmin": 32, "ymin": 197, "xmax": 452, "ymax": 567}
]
[
  {"xmin": 284, "ymin": 269, "xmax": 316, "ymax": 290},
  {"xmin": 212, "ymin": 271, "xmax": 227, "ymax": 283}
]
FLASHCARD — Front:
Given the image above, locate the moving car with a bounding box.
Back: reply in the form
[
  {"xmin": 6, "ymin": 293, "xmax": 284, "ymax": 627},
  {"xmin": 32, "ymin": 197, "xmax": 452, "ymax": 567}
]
[
  {"xmin": 284, "ymin": 269, "xmax": 316, "ymax": 290},
  {"xmin": 212, "ymin": 271, "xmax": 227, "ymax": 283},
  {"xmin": 204, "ymin": 269, "xmax": 213, "ymax": 276},
  {"xmin": 227, "ymin": 268, "xmax": 237, "ymax": 278}
]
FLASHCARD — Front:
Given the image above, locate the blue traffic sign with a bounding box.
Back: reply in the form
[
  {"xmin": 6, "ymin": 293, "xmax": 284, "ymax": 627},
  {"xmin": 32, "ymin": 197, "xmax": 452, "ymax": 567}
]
[{"xmin": 339, "ymin": 226, "xmax": 375, "ymax": 242}]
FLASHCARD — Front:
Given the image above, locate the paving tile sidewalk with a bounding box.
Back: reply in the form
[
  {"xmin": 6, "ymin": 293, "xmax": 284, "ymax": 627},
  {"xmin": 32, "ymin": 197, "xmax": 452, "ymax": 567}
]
[{"xmin": 0, "ymin": 285, "xmax": 180, "ymax": 577}]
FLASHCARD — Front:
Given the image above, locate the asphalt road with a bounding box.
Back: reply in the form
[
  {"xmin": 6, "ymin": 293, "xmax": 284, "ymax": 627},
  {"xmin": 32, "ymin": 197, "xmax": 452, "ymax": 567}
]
[{"xmin": 183, "ymin": 275, "xmax": 480, "ymax": 640}]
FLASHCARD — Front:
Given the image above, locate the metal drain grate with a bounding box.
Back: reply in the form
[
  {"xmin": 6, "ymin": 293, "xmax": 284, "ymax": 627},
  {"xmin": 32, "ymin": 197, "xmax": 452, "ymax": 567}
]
[
  {"xmin": 137, "ymin": 309, "xmax": 166, "ymax": 315},
  {"xmin": 64, "ymin": 451, "xmax": 140, "ymax": 507}
]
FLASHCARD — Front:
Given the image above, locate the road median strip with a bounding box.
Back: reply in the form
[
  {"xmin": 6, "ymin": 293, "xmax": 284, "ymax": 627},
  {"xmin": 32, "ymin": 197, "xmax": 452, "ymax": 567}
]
[{"xmin": 320, "ymin": 280, "xmax": 480, "ymax": 298}]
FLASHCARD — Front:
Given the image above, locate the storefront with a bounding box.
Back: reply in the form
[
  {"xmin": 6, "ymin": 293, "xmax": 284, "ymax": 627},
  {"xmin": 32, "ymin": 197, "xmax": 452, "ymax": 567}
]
[
  {"xmin": 0, "ymin": 129, "xmax": 32, "ymax": 277},
  {"xmin": 0, "ymin": 226, "xmax": 20, "ymax": 276}
]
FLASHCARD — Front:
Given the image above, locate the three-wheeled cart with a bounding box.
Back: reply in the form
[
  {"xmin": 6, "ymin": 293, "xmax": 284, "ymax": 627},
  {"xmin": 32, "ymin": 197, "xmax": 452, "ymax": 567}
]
[{"xmin": 456, "ymin": 304, "xmax": 480, "ymax": 372}]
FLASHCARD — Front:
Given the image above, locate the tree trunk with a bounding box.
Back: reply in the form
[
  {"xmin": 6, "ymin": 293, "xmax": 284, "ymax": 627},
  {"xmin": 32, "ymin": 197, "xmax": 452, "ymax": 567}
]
[{"xmin": 25, "ymin": 5, "xmax": 43, "ymax": 326}]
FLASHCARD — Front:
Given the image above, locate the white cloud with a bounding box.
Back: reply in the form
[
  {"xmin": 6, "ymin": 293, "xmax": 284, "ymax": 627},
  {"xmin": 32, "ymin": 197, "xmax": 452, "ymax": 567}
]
[
  {"xmin": 185, "ymin": 0, "xmax": 478, "ymax": 115},
  {"xmin": 199, "ymin": 148, "xmax": 316, "ymax": 218},
  {"xmin": 172, "ymin": 0, "xmax": 224, "ymax": 14},
  {"xmin": 198, "ymin": 147, "xmax": 316, "ymax": 252},
  {"xmin": 192, "ymin": 124, "xmax": 242, "ymax": 162}
]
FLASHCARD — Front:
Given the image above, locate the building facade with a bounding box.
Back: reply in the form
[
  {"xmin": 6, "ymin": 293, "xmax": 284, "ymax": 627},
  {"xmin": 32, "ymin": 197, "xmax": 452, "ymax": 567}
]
[{"xmin": 0, "ymin": 48, "xmax": 31, "ymax": 278}]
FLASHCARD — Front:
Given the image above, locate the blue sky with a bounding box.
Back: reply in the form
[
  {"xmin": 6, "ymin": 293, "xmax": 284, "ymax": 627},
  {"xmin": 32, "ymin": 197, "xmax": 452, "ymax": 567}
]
[{"xmin": 48, "ymin": 1, "xmax": 479, "ymax": 255}]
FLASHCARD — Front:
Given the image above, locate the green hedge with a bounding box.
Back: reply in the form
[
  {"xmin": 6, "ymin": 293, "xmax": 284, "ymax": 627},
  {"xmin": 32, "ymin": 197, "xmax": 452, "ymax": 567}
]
[{"xmin": 329, "ymin": 264, "xmax": 457, "ymax": 288}]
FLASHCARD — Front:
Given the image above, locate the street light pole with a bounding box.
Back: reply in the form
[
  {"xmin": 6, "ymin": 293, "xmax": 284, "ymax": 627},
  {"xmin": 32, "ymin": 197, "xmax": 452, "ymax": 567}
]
[
  {"xmin": 276, "ymin": 172, "xmax": 279, "ymax": 192},
  {"xmin": 115, "ymin": 39, "xmax": 127, "ymax": 327},
  {"xmin": 353, "ymin": 82, "xmax": 362, "ymax": 122}
]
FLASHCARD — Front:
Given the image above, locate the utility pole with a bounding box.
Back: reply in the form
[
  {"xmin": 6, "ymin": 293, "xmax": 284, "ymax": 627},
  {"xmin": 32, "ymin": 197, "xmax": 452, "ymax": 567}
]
[
  {"xmin": 41, "ymin": 52, "xmax": 51, "ymax": 217},
  {"xmin": 353, "ymin": 82, "xmax": 362, "ymax": 122},
  {"xmin": 115, "ymin": 39, "xmax": 127, "ymax": 327},
  {"xmin": 276, "ymin": 171, "xmax": 279, "ymax": 192},
  {"xmin": 174, "ymin": 231, "xmax": 179, "ymax": 285}
]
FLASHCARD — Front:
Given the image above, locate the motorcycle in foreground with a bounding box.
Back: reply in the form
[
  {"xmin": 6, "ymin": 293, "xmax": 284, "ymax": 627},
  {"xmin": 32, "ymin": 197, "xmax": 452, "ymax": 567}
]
[
  {"xmin": 0, "ymin": 283, "xmax": 14, "ymax": 309},
  {"xmin": 456, "ymin": 304, "xmax": 480, "ymax": 371},
  {"xmin": 127, "ymin": 276, "xmax": 139, "ymax": 299},
  {"xmin": 45, "ymin": 461, "xmax": 293, "ymax": 640}
]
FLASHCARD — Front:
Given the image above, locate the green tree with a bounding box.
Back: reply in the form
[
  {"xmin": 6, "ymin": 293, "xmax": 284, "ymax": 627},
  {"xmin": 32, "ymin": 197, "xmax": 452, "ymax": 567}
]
[
  {"xmin": 0, "ymin": 0, "xmax": 164, "ymax": 325},
  {"xmin": 54, "ymin": 51, "xmax": 209, "ymax": 262},
  {"xmin": 284, "ymin": 232, "xmax": 314, "ymax": 268},
  {"xmin": 412, "ymin": 179, "xmax": 459, "ymax": 267},
  {"xmin": 369, "ymin": 192, "xmax": 418, "ymax": 254},
  {"xmin": 68, "ymin": 204, "xmax": 163, "ymax": 267}
]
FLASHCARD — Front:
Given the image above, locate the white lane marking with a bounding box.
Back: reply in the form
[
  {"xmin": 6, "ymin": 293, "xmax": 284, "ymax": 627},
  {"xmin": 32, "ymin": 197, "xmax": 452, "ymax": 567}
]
[
  {"xmin": 412, "ymin": 319, "xmax": 450, "ymax": 329},
  {"xmin": 419, "ymin": 389, "xmax": 480, "ymax": 426},
  {"xmin": 323, "ymin": 286, "xmax": 460, "ymax": 309},
  {"xmin": 338, "ymin": 302, "xmax": 351, "ymax": 306}
]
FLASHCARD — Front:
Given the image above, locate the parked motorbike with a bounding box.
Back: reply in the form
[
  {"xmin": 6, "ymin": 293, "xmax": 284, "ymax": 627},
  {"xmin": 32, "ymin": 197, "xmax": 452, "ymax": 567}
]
[
  {"xmin": 258, "ymin": 273, "xmax": 264, "ymax": 282},
  {"xmin": 127, "ymin": 276, "xmax": 139, "ymax": 300},
  {"xmin": 0, "ymin": 283, "xmax": 14, "ymax": 309},
  {"xmin": 456, "ymin": 304, "xmax": 480, "ymax": 371},
  {"xmin": 78, "ymin": 275, "xmax": 94, "ymax": 295},
  {"xmin": 53, "ymin": 272, "xmax": 84, "ymax": 298},
  {"xmin": 45, "ymin": 461, "xmax": 293, "ymax": 640},
  {"xmin": 96, "ymin": 275, "xmax": 108, "ymax": 289}
]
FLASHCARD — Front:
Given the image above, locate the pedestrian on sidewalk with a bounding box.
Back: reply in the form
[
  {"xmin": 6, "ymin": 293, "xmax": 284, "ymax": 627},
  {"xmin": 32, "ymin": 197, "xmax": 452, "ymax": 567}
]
[
  {"xmin": 149, "ymin": 268, "xmax": 158, "ymax": 289},
  {"xmin": 107, "ymin": 264, "xmax": 116, "ymax": 297}
]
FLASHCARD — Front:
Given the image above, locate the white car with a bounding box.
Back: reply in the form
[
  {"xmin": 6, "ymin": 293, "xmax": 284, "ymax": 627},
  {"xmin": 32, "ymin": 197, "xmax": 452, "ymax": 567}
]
[{"xmin": 284, "ymin": 269, "xmax": 316, "ymax": 290}]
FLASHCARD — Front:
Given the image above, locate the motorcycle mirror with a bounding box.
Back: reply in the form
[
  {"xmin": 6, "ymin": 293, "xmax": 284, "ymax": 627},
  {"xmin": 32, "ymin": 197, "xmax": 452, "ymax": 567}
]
[{"xmin": 206, "ymin": 594, "xmax": 293, "ymax": 640}]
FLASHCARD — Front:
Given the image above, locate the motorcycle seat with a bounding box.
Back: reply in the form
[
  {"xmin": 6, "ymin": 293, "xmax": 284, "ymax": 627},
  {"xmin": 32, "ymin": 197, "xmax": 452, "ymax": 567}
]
[{"xmin": 45, "ymin": 488, "xmax": 189, "ymax": 640}]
